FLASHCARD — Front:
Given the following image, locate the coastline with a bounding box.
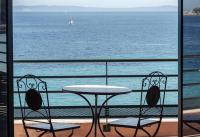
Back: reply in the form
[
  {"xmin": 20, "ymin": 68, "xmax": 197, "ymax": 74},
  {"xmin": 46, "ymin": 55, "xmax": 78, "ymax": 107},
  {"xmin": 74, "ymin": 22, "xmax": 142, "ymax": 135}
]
[{"xmin": 183, "ymin": 13, "xmax": 200, "ymax": 16}]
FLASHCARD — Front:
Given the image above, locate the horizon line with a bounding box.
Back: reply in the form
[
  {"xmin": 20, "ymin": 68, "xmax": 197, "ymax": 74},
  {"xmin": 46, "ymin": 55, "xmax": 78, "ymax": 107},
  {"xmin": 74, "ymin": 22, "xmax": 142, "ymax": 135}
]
[{"xmin": 13, "ymin": 5, "xmax": 178, "ymax": 9}]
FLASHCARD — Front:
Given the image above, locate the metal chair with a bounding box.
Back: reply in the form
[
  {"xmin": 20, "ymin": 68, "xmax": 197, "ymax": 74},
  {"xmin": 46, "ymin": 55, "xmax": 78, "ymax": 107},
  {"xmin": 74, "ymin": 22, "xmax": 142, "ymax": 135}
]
[
  {"xmin": 16, "ymin": 74, "xmax": 80, "ymax": 137},
  {"xmin": 109, "ymin": 71, "xmax": 167, "ymax": 137}
]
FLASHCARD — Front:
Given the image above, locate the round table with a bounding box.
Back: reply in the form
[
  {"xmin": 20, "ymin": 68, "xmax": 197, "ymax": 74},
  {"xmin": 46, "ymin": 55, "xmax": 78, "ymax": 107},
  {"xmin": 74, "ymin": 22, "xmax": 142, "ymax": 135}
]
[{"xmin": 63, "ymin": 85, "xmax": 131, "ymax": 137}]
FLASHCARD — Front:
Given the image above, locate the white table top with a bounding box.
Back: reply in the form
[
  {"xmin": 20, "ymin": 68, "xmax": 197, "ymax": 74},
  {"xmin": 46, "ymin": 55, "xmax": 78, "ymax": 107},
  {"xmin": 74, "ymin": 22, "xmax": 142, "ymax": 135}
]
[{"xmin": 63, "ymin": 85, "xmax": 132, "ymax": 95}]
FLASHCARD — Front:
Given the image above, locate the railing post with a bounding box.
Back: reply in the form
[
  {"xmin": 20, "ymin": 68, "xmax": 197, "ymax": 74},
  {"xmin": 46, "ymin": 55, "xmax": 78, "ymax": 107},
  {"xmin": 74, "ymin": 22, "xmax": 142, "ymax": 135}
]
[
  {"xmin": 103, "ymin": 61, "xmax": 110, "ymax": 132},
  {"xmin": 106, "ymin": 61, "xmax": 108, "ymax": 85}
]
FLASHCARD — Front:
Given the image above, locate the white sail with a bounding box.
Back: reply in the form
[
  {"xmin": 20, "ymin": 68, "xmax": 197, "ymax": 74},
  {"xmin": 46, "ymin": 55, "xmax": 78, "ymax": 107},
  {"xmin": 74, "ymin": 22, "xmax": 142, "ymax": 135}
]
[{"xmin": 68, "ymin": 17, "xmax": 74, "ymax": 25}]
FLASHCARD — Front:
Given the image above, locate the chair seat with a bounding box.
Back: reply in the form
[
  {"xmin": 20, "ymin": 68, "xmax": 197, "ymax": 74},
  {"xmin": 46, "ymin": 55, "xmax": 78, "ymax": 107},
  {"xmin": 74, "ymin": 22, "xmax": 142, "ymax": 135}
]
[
  {"xmin": 109, "ymin": 117, "xmax": 159, "ymax": 128},
  {"xmin": 26, "ymin": 122, "xmax": 80, "ymax": 131},
  {"xmin": 183, "ymin": 114, "xmax": 200, "ymax": 122}
]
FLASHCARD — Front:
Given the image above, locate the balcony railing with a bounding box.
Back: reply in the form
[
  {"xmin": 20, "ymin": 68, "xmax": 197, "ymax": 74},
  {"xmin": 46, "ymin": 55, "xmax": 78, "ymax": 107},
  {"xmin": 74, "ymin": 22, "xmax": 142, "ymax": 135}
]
[
  {"xmin": 14, "ymin": 58, "xmax": 178, "ymax": 119},
  {"xmin": 183, "ymin": 54, "xmax": 200, "ymax": 86},
  {"xmin": 183, "ymin": 54, "xmax": 200, "ymax": 109}
]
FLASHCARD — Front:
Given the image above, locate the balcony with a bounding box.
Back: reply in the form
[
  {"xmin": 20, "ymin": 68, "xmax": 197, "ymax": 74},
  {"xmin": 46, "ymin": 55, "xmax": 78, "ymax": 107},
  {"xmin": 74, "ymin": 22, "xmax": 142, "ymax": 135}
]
[
  {"xmin": 11, "ymin": 4, "xmax": 183, "ymax": 136},
  {"xmin": 13, "ymin": 58, "xmax": 180, "ymax": 136},
  {"xmin": 14, "ymin": 58, "xmax": 178, "ymax": 118}
]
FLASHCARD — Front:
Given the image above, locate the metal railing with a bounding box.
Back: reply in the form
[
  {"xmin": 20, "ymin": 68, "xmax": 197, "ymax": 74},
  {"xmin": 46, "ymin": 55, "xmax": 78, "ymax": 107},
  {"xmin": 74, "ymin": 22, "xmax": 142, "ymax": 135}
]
[
  {"xmin": 14, "ymin": 58, "xmax": 178, "ymax": 119},
  {"xmin": 183, "ymin": 54, "xmax": 200, "ymax": 86},
  {"xmin": 183, "ymin": 54, "xmax": 200, "ymax": 109}
]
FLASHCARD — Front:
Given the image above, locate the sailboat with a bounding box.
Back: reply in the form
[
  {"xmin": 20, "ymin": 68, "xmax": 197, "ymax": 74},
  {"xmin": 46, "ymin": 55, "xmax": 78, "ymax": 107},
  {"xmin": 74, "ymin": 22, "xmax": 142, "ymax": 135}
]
[{"xmin": 68, "ymin": 17, "xmax": 74, "ymax": 25}]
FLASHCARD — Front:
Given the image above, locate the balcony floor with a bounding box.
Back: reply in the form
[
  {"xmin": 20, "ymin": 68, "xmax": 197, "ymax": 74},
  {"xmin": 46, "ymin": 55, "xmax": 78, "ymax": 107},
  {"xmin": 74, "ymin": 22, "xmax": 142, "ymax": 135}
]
[{"xmin": 15, "ymin": 121, "xmax": 178, "ymax": 137}]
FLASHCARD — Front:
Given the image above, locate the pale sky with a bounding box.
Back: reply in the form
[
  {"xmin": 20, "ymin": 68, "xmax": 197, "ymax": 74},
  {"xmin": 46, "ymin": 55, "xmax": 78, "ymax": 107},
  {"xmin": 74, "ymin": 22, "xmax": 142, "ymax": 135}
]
[{"xmin": 14, "ymin": 0, "xmax": 178, "ymax": 8}]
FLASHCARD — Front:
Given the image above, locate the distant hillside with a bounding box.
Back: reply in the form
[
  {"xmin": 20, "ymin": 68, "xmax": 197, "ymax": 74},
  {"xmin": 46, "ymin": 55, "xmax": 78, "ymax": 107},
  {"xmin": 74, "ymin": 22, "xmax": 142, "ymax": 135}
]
[{"xmin": 13, "ymin": 5, "xmax": 178, "ymax": 12}]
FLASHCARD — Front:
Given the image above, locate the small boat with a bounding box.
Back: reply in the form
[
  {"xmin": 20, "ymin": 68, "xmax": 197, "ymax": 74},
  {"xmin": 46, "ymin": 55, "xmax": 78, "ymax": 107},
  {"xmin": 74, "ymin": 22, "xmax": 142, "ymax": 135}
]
[{"xmin": 68, "ymin": 17, "xmax": 74, "ymax": 25}]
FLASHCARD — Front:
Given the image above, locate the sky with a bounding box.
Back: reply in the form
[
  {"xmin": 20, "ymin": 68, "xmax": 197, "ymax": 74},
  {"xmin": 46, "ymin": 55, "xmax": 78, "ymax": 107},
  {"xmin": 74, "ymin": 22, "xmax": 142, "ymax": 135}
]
[
  {"xmin": 13, "ymin": 0, "xmax": 178, "ymax": 8},
  {"xmin": 184, "ymin": 0, "xmax": 200, "ymax": 11}
]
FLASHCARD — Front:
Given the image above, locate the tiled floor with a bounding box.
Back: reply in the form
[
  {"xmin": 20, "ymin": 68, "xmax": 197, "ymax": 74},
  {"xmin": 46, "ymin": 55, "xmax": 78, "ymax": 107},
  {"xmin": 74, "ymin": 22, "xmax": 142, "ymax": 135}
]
[
  {"xmin": 183, "ymin": 124, "xmax": 200, "ymax": 137},
  {"xmin": 15, "ymin": 122, "xmax": 178, "ymax": 137}
]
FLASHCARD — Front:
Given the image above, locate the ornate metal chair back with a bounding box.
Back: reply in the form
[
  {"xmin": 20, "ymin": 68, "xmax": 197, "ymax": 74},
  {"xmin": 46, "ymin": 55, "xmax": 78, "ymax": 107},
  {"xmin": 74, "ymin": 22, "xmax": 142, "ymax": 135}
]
[
  {"xmin": 16, "ymin": 75, "xmax": 51, "ymax": 123},
  {"xmin": 139, "ymin": 71, "xmax": 167, "ymax": 120}
]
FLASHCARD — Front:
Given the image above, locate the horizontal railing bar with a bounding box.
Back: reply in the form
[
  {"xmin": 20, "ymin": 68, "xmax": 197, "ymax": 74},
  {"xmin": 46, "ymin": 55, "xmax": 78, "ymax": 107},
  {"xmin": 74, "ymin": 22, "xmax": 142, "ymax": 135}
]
[
  {"xmin": 14, "ymin": 58, "xmax": 178, "ymax": 63},
  {"xmin": 13, "ymin": 89, "xmax": 178, "ymax": 94},
  {"xmin": 183, "ymin": 83, "xmax": 200, "ymax": 87},
  {"xmin": 14, "ymin": 115, "xmax": 178, "ymax": 119},
  {"xmin": 14, "ymin": 114, "xmax": 178, "ymax": 119},
  {"xmin": 0, "ymin": 51, "xmax": 6, "ymax": 54},
  {"xmin": 14, "ymin": 105, "xmax": 178, "ymax": 109},
  {"xmin": 13, "ymin": 89, "xmax": 178, "ymax": 93},
  {"xmin": 14, "ymin": 74, "xmax": 178, "ymax": 79},
  {"xmin": 184, "ymin": 68, "xmax": 200, "ymax": 72},
  {"xmin": 0, "ymin": 61, "xmax": 6, "ymax": 63},
  {"xmin": 184, "ymin": 54, "xmax": 200, "ymax": 58},
  {"xmin": 0, "ymin": 41, "xmax": 6, "ymax": 44},
  {"xmin": 184, "ymin": 97, "xmax": 200, "ymax": 100}
]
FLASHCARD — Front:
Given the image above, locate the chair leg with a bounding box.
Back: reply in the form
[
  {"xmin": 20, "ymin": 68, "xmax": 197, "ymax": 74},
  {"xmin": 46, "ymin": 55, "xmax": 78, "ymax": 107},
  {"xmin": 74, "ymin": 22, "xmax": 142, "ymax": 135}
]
[
  {"xmin": 68, "ymin": 130, "xmax": 74, "ymax": 137},
  {"xmin": 133, "ymin": 128, "xmax": 138, "ymax": 137},
  {"xmin": 141, "ymin": 128, "xmax": 151, "ymax": 137},
  {"xmin": 24, "ymin": 127, "xmax": 30, "ymax": 137},
  {"xmin": 38, "ymin": 131, "xmax": 48, "ymax": 137},
  {"xmin": 114, "ymin": 127, "xmax": 125, "ymax": 137},
  {"xmin": 52, "ymin": 130, "xmax": 56, "ymax": 137},
  {"xmin": 152, "ymin": 123, "xmax": 161, "ymax": 137}
]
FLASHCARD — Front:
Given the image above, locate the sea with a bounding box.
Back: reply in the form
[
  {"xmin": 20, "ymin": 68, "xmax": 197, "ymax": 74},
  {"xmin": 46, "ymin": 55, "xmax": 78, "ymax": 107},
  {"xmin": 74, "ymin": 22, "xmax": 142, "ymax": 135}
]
[
  {"xmin": 13, "ymin": 12, "xmax": 178, "ymax": 107},
  {"xmin": 183, "ymin": 16, "xmax": 200, "ymax": 99}
]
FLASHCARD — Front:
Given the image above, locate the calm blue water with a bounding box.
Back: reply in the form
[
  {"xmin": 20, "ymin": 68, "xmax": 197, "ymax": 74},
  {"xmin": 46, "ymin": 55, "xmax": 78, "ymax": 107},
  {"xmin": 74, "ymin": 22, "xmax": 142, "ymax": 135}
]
[
  {"xmin": 13, "ymin": 12, "xmax": 178, "ymax": 106},
  {"xmin": 183, "ymin": 16, "xmax": 200, "ymax": 98}
]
